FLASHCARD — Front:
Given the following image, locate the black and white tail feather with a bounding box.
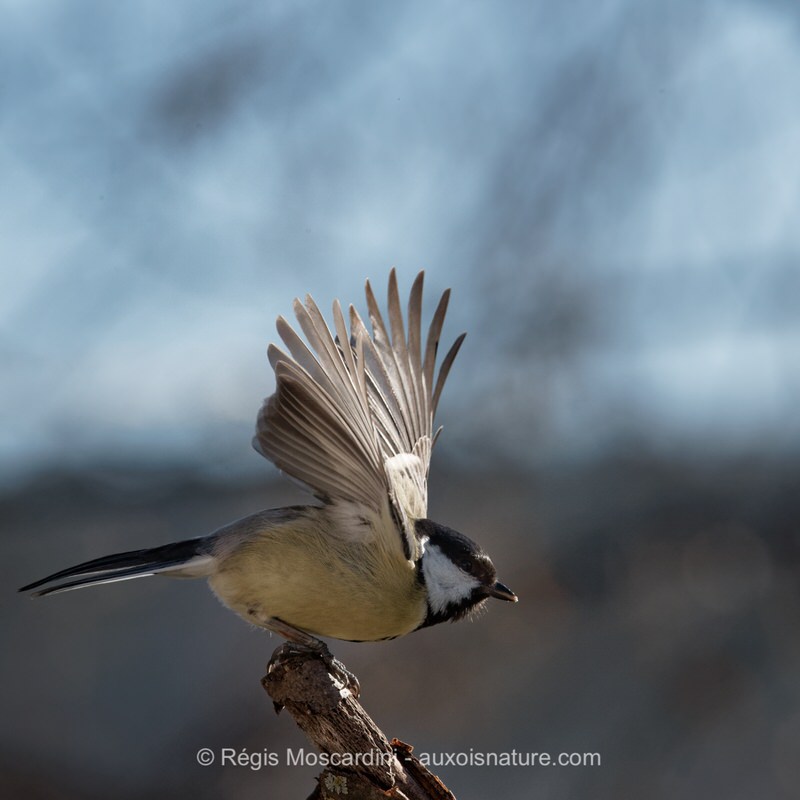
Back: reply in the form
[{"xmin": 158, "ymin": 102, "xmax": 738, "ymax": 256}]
[{"xmin": 19, "ymin": 539, "xmax": 216, "ymax": 597}]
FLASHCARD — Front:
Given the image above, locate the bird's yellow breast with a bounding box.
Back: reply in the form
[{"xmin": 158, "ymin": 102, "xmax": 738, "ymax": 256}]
[{"xmin": 208, "ymin": 507, "xmax": 426, "ymax": 642}]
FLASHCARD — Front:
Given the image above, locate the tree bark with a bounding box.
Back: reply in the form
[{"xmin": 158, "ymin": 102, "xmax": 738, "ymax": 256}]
[{"xmin": 262, "ymin": 643, "xmax": 457, "ymax": 800}]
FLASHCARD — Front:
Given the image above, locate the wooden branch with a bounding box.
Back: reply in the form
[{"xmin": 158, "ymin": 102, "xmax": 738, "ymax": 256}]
[{"xmin": 262, "ymin": 643, "xmax": 457, "ymax": 800}]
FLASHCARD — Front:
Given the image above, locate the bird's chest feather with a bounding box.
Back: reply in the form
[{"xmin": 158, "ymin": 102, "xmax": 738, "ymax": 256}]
[{"xmin": 209, "ymin": 519, "xmax": 426, "ymax": 642}]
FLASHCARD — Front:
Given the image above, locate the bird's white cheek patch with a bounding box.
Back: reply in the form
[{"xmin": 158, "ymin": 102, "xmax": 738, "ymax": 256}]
[{"xmin": 421, "ymin": 542, "xmax": 480, "ymax": 614}]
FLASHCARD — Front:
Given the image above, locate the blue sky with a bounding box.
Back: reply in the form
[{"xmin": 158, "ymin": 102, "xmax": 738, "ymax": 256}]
[{"xmin": 2, "ymin": 0, "xmax": 798, "ymax": 483}]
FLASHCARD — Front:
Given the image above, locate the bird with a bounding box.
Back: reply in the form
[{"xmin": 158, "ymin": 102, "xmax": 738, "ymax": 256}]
[{"xmin": 20, "ymin": 270, "xmax": 517, "ymax": 682}]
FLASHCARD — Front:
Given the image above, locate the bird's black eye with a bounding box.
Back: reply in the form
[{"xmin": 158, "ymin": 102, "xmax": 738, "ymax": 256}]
[{"xmin": 458, "ymin": 558, "xmax": 473, "ymax": 573}]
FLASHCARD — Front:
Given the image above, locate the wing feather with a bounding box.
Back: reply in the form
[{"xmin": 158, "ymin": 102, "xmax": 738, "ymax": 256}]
[
  {"xmin": 365, "ymin": 278, "xmax": 415, "ymax": 450},
  {"xmin": 386, "ymin": 272, "xmax": 419, "ymax": 436},
  {"xmin": 432, "ymin": 332, "xmax": 466, "ymax": 416},
  {"xmin": 253, "ymin": 270, "xmax": 465, "ymax": 561},
  {"xmin": 350, "ymin": 304, "xmax": 409, "ymax": 454},
  {"xmin": 406, "ymin": 272, "xmax": 426, "ymax": 431}
]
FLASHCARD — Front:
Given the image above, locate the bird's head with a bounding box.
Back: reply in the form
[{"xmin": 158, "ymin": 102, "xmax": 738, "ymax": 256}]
[{"xmin": 415, "ymin": 518, "xmax": 517, "ymax": 628}]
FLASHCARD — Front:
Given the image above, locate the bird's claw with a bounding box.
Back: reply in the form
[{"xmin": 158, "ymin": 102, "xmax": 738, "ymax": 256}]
[
  {"xmin": 267, "ymin": 640, "xmax": 360, "ymax": 699},
  {"xmin": 320, "ymin": 650, "xmax": 360, "ymax": 699}
]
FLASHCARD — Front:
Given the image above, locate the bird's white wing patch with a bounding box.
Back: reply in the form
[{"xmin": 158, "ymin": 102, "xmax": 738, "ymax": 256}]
[{"xmin": 385, "ymin": 445, "xmax": 429, "ymax": 558}]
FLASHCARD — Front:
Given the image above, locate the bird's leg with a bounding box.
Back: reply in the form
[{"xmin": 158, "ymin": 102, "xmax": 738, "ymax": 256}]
[{"xmin": 249, "ymin": 610, "xmax": 360, "ymax": 698}]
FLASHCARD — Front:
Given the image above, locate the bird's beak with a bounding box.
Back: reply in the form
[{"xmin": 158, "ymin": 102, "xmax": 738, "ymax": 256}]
[{"xmin": 488, "ymin": 581, "xmax": 518, "ymax": 602}]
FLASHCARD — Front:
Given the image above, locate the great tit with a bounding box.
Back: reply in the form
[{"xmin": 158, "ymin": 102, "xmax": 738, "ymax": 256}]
[{"xmin": 20, "ymin": 271, "xmax": 517, "ymax": 660}]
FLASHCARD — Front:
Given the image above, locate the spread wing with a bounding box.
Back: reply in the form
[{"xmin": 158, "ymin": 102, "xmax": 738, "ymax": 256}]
[{"xmin": 253, "ymin": 269, "xmax": 465, "ymax": 562}]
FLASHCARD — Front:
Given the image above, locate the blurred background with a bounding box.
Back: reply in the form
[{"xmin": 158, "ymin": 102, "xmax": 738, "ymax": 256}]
[{"xmin": 2, "ymin": 1, "xmax": 799, "ymax": 798}]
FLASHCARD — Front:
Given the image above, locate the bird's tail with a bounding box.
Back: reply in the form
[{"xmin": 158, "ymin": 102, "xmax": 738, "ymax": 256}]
[{"xmin": 18, "ymin": 538, "xmax": 216, "ymax": 597}]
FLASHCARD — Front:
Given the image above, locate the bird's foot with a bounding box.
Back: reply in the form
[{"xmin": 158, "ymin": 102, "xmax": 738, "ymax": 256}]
[
  {"xmin": 316, "ymin": 646, "xmax": 361, "ymax": 699},
  {"xmin": 261, "ymin": 616, "xmax": 360, "ymax": 699}
]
